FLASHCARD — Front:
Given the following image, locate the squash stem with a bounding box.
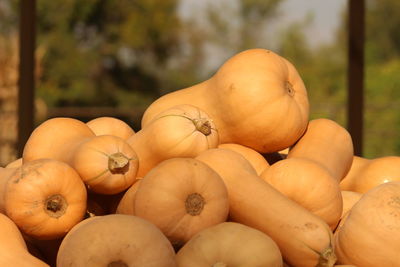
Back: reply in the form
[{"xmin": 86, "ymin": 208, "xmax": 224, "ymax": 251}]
[
  {"xmin": 108, "ymin": 260, "xmax": 128, "ymax": 267},
  {"xmin": 185, "ymin": 193, "xmax": 205, "ymax": 216},
  {"xmin": 213, "ymin": 262, "xmax": 228, "ymax": 267},
  {"xmin": 44, "ymin": 194, "xmax": 67, "ymax": 218},
  {"xmin": 317, "ymin": 246, "xmax": 337, "ymax": 267},
  {"xmin": 108, "ymin": 152, "xmax": 130, "ymax": 174},
  {"xmin": 193, "ymin": 118, "xmax": 212, "ymax": 136}
]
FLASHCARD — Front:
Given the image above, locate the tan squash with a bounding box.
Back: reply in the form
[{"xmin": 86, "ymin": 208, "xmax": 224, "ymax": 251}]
[
  {"xmin": 57, "ymin": 214, "xmax": 177, "ymax": 267},
  {"xmin": 339, "ymin": 156, "xmax": 400, "ymax": 193},
  {"xmin": 22, "ymin": 117, "xmax": 95, "ymax": 163},
  {"xmin": 0, "ymin": 166, "xmax": 17, "ymax": 213},
  {"xmin": 176, "ymin": 222, "xmax": 283, "ymax": 267},
  {"xmin": 287, "ymin": 118, "xmax": 354, "ymax": 182},
  {"xmin": 0, "ymin": 213, "xmax": 49, "ymax": 267},
  {"xmin": 340, "ymin": 191, "xmax": 362, "ymax": 218},
  {"xmin": 5, "ymin": 157, "xmax": 22, "ymax": 168},
  {"xmin": 195, "ymin": 148, "xmax": 336, "ymax": 267},
  {"xmin": 260, "ymin": 158, "xmax": 343, "ymax": 230},
  {"xmin": 86, "ymin": 116, "xmax": 135, "ymax": 140},
  {"xmin": 71, "ymin": 134, "xmax": 139, "ymax": 194},
  {"xmin": 339, "ymin": 156, "xmax": 370, "ymax": 191},
  {"xmin": 24, "ymin": 118, "xmax": 138, "ymax": 194},
  {"xmin": 218, "ymin": 143, "xmax": 269, "ymax": 175},
  {"xmin": 116, "ymin": 178, "xmax": 142, "ymax": 215},
  {"xmin": 142, "ymin": 49, "xmax": 309, "ymax": 153},
  {"xmin": 334, "ymin": 181, "xmax": 400, "ymax": 266},
  {"xmin": 127, "ymin": 104, "xmax": 219, "ymax": 177},
  {"xmin": 4, "ymin": 159, "xmax": 87, "ymax": 240},
  {"xmin": 134, "ymin": 158, "xmax": 229, "ymax": 247}
]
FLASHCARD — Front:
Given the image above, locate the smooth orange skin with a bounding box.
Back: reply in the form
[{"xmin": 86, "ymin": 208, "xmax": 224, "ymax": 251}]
[
  {"xmin": 134, "ymin": 158, "xmax": 229, "ymax": 246},
  {"xmin": 116, "ymin": 179, "xmax": 142, "ymax": 215},
  {"xmin": 22, "ymin": 117, "xmax": 95, "ymax": 163},
  {"xmin": 288, "ymin": 118, "xmax": 354, "ymax": 182},
  {"xmin": 260, "ymin": 158, "xmax": 343, "ymax": 230},
  {"xmin": 142, "ymin": 49, "xmax": 309, "ymax": 153},
  {"xmin": 176, "ymin": 222, "xmax": 283, "ymax": 267},
  {"xmin": 218, "ymin": 143, "xmax": 269, "ymax": 175},
  {"xmin": 127, "ymin": 104, "xmax": 219, "ymax": 177},
  {"xmin": 340, "ymin": 156, "xmax": 400, "ymax": 193},
  {"xmin": 5, "ymin": 157, "xmax": 22, "ymax": 168},
  {"xmin": 339, "ymin": 156, "xmax": 370, "ymax": 191},
  {"xmin": 86, "ymin": 116, "xmax": 135, "ymax": 140},
  {"xmin": 4, "ymin": 159, "xmax": 87, "ymax": 240},
  {"xmin": 72, "ymin": 135, "xmax": 139, "ymax": 195},
  {"xmin": 334, "ymin": 181, "xmax": 400, "ymax": 266},
  {"xmin": 195, "ymin": 148, "xmax": 336, "ymax": 267},
  {"xmin": 0, "ymin": 214, "xmax": 49, "ymax": 267},
  {"xmin": 340, "ymin": 191, "xmax": 362, "ymax": 218}
]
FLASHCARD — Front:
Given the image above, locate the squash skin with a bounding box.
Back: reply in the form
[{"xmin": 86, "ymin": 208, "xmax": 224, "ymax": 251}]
[
  {"xmin": 176, "ymin": 222, "xmax": 283, "ymax": 267},
  {"xmin": 4, "ymin": 159, "xmax": 87, "ymax": 240},
  {"xmin": 57, "ymin": 214, "xmax": 177, "ymax": 267},
  {"xmin": 116, "ymin": 178, "xmax": 142, "ymax": 215},
  {"xmin": 0, "ymin": 166, "xmax": 17, "ymax": 213},
  {"xmin": 339, "ymin": 191, "xmax": 362, "ymax": 218},
  {"xmin": 0, "ymin": 213, "xmax": 49, "ymax": 267},
  {"xmin": 141, "ymin": 49, "xmax": 309, "ymax": 153},
  {"xmin": 339, "ymin": 156, "xmax": 370, "ymax": 191},
  {"xmin": 71, "ymin": 135, "xmax": 139, "ymax": 194},
  {"xmin": 287, "ymin": 118, "xmax": 354, "ymax": 182},
  {"xmin": 195, "ymin": 148, "xmax": 336, "ymax": 267},
  {"xmin": 86, "ymin": 116, "xmax": 135, "ymax": 140},
  {"xmin": 218, "ymin": 143, "xmax": 269, "ymax": 175},
  {"xmin": 340, "ymin": 156, "xmax": 400, "ymax": 193},
  {"xmin": 260, "ymin": 158, "xmax": 343, "ymax": 230},
  {"xmin": 134, "ymin": 158, "xmax": 229, "ymax": 247},
  {"xmin": 5, "ymin": 157, "xmax": 22, "ymax": 168},
  {"xmin": 334, "ymin": 181, "xmax": 400, "ymax": 266},
  {"xmin": 127, "ymin": 104, "xmax": 219, "ymax": 177},
  {"xmin": 22, "ymin": 117, "xmax": 95, "ymax": 163}
]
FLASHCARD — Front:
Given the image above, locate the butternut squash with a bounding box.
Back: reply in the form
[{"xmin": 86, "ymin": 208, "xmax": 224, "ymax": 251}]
[
  {"xmin": 71, "ymin": 134, "xmax": 139, "ymax": 194},
  {"xmin": 195, "ymin": 148, "xmax": 336, "ymax": 267},
  {"xmin": 334, "ymin": 181, "xmax": 400, "ymax": 266},
  {"xmin": 134, "ymin": 158, "xmax": 229, "ymax": 247},
  {"xmin": 340, "ymin": 191, "xmax": 362, "ymax": 218},
  {"xmin": 176, "ymin": 222, "xmax": 283, "ymax": 267},
  {"xmin": 86, "ymin": 116, "xmax": 135, "ymax": 140},
  {"xmin": 127, "ymin": 104, "xmax": 219, "ymax": 177},
  {"xmin": 57, "ymin": 214, "xmax": 177, "ymax": 267},
  {"xmin": 142, "ymin": 49, "xmax": 309, "ymax": 153},
  {"xmin": 0, "ymin": 213, "xmax": 49, "ymax": 267},
  {"xmin": 116, "ymin": 178, "xmax": 142, "ymax": 215},
  {"xmin": 5, "ymin": 157, "xmax": 22, "ymax": 168},
  {"xmin": 340, "ymin": 156, "xmax": 400, "ymax": 193},
  {"xmin": 339, "ymin": 156, "xmax": 370, "ymax": 191},
  {"xmin": 287, "ymin": 118, "xmax": 354, "ymax": 182},
  {"xmin": 260, "ymin": 158, "xmax": 343, "ymax": 230},
  {"xmin": 218, "ymin": 143, "xmax": 269, "ymax": 175},
  {"xmin": 22, "ymin": 117, "xmax": 95, "ymax": 163},
  {"xmin": 4, "ymin": 159, "xmax": 87, "ymax": 240},
  {"xmin": 0, "ymin": 166, "xmax": 17, "ymax": 213}
]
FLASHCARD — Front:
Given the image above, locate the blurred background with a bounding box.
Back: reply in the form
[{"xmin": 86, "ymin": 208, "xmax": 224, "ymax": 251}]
[{"xmin": 0, "ymin": 0, "xmax": 399, "ymax": 165}]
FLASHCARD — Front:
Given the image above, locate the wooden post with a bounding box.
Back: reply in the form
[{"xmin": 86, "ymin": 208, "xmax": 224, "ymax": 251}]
[
  {"xmin": 18, "ymin": 0, "xmax": 36, "ymax": 156},
  {"xmin": 347, "ymin": 0, "xmax": 365, "ymax": 156}
]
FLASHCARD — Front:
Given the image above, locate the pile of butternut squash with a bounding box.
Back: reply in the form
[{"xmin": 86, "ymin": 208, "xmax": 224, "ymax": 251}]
[{"xmin": 1, "ymin": 48, "xmax": 399, "ymax": 267}]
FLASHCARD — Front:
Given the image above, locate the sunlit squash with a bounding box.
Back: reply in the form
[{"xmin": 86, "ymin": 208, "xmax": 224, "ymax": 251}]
[{"xmin": 142, "ymin": 49, "xmax": 309, "ymax": 153}]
